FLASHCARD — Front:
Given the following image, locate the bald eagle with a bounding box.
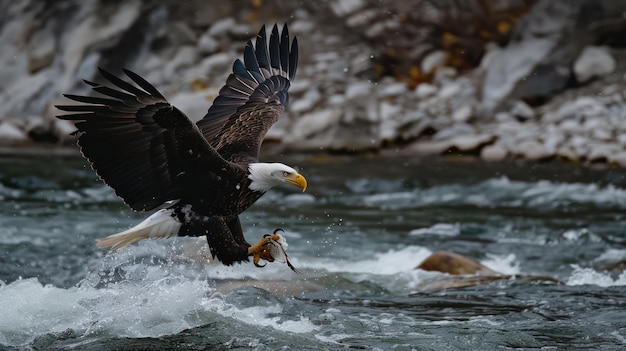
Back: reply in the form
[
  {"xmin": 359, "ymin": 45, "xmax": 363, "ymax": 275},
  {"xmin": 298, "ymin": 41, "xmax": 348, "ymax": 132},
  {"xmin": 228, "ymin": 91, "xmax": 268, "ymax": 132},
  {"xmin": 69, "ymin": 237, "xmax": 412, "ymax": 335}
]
[{"xmin": 56, "ymin": 24, "xmax": 305, "ymax": 270}]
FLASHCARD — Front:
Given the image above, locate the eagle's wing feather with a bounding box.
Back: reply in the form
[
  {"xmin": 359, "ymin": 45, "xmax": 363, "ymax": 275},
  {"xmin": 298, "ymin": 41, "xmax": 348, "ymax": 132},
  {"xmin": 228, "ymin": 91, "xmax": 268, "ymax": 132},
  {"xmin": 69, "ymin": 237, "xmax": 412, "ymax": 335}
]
[
  {"xmin": 57, "ymin": 68, "xmax": 230, "ymax": 212},
  {"xmin": 55, "ymin": 23, "xmax": 301, "ymax": 267},
  {"xmin": 196, "ymin": 24, "xmax": 297, "ymax": 161}
]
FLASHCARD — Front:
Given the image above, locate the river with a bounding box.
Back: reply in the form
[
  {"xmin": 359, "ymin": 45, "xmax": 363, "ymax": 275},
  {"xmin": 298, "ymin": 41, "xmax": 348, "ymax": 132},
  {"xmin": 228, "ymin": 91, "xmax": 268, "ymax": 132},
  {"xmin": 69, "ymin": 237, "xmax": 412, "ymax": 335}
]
[{"xmin": 1, "ymin": 150, "xmax": 625, "ymax": 350}]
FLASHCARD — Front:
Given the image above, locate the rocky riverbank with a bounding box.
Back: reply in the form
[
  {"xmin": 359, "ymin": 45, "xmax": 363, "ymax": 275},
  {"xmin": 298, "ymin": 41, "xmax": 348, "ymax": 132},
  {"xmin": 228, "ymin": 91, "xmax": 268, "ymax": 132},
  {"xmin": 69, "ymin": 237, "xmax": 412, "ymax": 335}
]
[{"xmin": 2, "ymin": 0, "xmax": 626, "ymax": 166}]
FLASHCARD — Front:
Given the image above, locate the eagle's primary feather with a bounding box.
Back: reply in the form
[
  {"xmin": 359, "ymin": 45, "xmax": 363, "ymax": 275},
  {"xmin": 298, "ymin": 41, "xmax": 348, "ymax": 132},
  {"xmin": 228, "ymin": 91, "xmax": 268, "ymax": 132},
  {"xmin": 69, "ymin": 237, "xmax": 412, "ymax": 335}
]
[{"xmin": 56, "ymin": 24, "xmax": 304, "ymax": 267}]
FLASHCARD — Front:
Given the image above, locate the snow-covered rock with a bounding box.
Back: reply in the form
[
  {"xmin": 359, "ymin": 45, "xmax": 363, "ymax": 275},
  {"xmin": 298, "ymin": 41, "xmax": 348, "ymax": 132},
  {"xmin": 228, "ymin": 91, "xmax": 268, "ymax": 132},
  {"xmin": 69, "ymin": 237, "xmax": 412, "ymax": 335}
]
[
  {"xmin": 452, "ymin": 105, "xmax": 473, "ymax": 123},
  {"xmin": 61, "ymin": 1, "xmax": 141, "ymax": 90},
  {"xmin": 330, "ymin": 0, "xmax": 366, "ymax": 17},
  {"xmin": 510, "ymin": 100, "xmax": 535, "ymax": 120},
  {"xmin": 437, "ymin": 82, "xmax": 462, "ymax": 100},
  {"xmin": 415, "ymin": 84, "xmax": 438, "ymax": 99},
  {"xmin": 2, "ymin": 0, "xmax": 626, "ymax": 169},
  {"xmin": 481, "ymin": 36, "xmax": 556, "ymax": 115},
  {"xmin": 197, "ymin": 34, "xmax": 220, "ymax": 55},
  {"xmin": 447, "ymin": 133, "xmax": 494, "ymax": 152},
  {"xmin": 163, "ymin": 46, "xmax": 197, "ymax": 79},
  {"xmin": 198, "ymin": 53, "xmax": 232, "ymax": 75},
  {"xmin": 0, "ymin": 122, "xmax": 27, "ymax": 144},
  {"xmin": 345, "ymin": 81, "xmax": 372, "ymax": 100},
  {"xmin": 588, "ymin": 142, "xmax": 619, "ymax": 162},
  {"xmin": 513, "ymin": 139, "xmax": 554, "ymax": 160},
  {"xmin": 291, "ymin": 87, "xmax": 322, "ymax": 113},
  {"xmin": 207, "ymin": 18, "xmax": 236, "ymax": 37},
  {"xmin": 481, "ymin": 143, "xmax": 509, "ymax": 162},
  {"xmin": 609, "ymin": 151, "xmax": 626, "ymax": 168},
  {"xmin": 378, "ymin": 83, "xmax": 406, "ymax": 98},
  {"xmin": 421, "ymin": 50, "xmax": 446, "ymax": 74},
  {"xmin": 574, "ymin": 46, "xmax": 616, "ymax": 83},
  {"xmin": 479, "ymin": 0, "xmax": 625, "ymax": 115},
  {"xmin": 169, "ymin": 91, "xmax": 213, "ymax": 123},
  {"xmin": 285, "ymin": 108, "xmax": 341, "ymax": 146}
]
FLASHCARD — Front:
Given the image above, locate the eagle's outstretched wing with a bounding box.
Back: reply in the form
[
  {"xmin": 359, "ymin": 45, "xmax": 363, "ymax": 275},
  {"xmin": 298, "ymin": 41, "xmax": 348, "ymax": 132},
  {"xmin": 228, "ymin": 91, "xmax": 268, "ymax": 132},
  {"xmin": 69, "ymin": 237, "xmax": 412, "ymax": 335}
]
[
  {"xmin": 56, "ymin": 68, "xmax": 233, "ymax": 212},
  {"xmin": 196, "ymin": 24, "xmax": 298, "ymax": 162}
]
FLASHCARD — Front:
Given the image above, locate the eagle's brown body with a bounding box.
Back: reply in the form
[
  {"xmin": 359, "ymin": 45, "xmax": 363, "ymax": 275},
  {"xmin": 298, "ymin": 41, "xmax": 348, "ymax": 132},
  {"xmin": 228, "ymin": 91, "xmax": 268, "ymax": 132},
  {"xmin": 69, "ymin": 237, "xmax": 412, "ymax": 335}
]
[{"xmin": 56, "ymin": 24, "xmax": 303, "ymax": 266}]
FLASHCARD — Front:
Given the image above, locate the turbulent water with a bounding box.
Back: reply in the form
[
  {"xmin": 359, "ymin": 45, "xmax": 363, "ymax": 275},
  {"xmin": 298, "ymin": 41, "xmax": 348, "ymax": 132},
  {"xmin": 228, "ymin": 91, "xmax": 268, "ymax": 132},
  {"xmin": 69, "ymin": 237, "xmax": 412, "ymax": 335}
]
[{"xmin": 1, "ymin": 150, "xmax": 626, "ymax": 350}]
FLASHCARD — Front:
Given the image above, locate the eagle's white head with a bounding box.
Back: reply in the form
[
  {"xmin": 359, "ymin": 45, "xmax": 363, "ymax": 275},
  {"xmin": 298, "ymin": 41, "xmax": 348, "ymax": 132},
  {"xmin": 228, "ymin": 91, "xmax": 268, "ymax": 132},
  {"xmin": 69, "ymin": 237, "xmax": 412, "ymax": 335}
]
[{"xmin": 247, "ymin": 163, "xmax": 307, "ymax": 193}]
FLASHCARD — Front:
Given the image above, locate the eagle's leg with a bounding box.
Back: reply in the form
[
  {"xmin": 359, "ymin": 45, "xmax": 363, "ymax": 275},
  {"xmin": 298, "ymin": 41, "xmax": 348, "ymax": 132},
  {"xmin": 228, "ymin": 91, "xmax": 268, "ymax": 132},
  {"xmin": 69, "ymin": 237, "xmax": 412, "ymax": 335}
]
[
  {"xmin": 178, "ymin": 215, "xmax": 249, "ymax": 265},
  {"xmin": 247, "ymin": 229, "xmax": 284, "ymax": 267}
]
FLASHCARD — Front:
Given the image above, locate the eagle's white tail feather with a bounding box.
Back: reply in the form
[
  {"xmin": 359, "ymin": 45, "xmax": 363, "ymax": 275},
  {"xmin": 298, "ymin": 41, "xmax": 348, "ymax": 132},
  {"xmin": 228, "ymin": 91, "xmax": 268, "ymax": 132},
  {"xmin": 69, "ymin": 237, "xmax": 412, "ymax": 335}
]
[{"xmin": 96, "ymin": 209, "xmax": 182, "ymax": 251}]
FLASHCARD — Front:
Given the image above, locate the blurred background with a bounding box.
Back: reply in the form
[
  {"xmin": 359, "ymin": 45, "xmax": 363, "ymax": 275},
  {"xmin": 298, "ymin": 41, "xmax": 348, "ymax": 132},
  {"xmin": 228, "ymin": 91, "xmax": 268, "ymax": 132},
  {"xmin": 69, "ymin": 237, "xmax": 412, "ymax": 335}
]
[{"xmin": 2, "ymin": 0, "xmax": 626, "ymax": 165}]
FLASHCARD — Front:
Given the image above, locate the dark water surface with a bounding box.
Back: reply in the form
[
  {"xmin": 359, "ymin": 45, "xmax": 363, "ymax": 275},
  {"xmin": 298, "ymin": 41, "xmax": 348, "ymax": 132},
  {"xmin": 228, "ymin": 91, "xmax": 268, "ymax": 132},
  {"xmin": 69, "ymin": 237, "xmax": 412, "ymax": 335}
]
[{"xmin": 1, "ymin": 150, "xmax": 626, "ymax": 350}]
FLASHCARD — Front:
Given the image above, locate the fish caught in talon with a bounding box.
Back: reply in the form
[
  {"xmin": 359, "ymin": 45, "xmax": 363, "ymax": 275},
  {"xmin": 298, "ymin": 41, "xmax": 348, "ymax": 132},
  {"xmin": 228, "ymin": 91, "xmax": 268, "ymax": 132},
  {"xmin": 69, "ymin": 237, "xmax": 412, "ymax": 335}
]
[{"xmin": 249, "ymin": 229, "xmax": 300, "ymax": 273}]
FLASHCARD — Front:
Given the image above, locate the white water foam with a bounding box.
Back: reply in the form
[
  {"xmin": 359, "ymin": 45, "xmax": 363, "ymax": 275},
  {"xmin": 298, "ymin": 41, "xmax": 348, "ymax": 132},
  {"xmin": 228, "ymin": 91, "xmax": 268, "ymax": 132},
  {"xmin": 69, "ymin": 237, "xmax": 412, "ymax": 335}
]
[
  {"xmin": 298, "ymin": 246, "xmax": 434, "ymax": 294},
  {"xmin": 0, "ymin": 273, "xmax": 318, "ymax": 348},
  {"xmin": 301, "ymin": 245, "xmax": 432, "ymax": 275},
  {"xmin": 359, "ymin": 176, "xmax": 626, "ymax": 210},
  {"xmin": 0, "ymin": 277, "xmax": 209, "ymax": 346},
  {"xmin": 480, "ymin": 253, "xmax": 521, "ymax": 275},
  {"xmin": 300, "ymin": 244, "xmax": 521, "ymax": 278},
  {"xmin": 201, "ymin": 297, "xmax": 318, "ymax": 333},
  {"xmin": 594, "ymin": 249, "xmax": 626, "ymax": 263},
  {"xmin": 409, "ymin": 223, "xmax": 460, "ymax": 236},
  {"xmin": 566, "ymin": 265, "xmax": 626, "ymax": 287}
]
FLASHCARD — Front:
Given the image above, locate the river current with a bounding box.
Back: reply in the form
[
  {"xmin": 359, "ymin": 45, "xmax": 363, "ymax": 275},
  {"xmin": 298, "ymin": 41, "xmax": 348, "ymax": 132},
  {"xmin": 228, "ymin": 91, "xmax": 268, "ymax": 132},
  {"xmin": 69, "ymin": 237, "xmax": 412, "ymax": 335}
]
[{"xmin": 1, "ymin": 150, "xmax": 625, "ymax": 350}]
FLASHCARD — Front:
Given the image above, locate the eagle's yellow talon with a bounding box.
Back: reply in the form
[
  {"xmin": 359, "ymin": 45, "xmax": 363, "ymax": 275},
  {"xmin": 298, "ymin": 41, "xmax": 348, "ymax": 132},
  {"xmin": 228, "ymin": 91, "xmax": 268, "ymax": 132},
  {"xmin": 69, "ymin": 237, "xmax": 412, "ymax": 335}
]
[
  {"xmin": 248, "ymin": 228, "xmax": 299, "ymax": 272},
  {"xmin": 248, "ymin": 235, "xmax": 274, "ymax": 268},
  {"xmin": 253, "ymin": 258, "xmax": 266, "ymax": 267}
]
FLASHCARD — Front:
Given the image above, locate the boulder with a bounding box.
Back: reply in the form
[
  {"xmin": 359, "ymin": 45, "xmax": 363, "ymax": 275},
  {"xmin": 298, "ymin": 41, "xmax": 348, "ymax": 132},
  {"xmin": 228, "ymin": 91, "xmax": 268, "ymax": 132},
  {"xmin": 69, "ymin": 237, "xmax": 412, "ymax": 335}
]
[
  {"xmin": 207, "ymin": 18, "xmax": 236, "ymax": 37},
  {"xmin": 514, "ymin": 139, "xmax": 554, "ymax": 161},
  {"xmin": 0, "ymin": 122, "xmax": 27, "ymax": 144},
  {"xmin": 414, "ymin": 251, "xmax": 561, "ymax": 292},
  {"xmin": 610, "ymin": 151, "xmax": 626, "ymax": 168},
  {"xmin": 27, "ymin": 24, "xmax": 56, "ymax": 73},
  {"xmin": 510, "ymin": 100, "xmax": 535, "ymax": 120},
  {"xmin": 480, "ymin": 0, "xmax": 626, "ymax": 115},
  {"xmin": 452, "ymin": 105, "xmax": 473, "ymax": 123},
  {"xmin": 417, "ymin": 251, "xmax": 500, "ymax": 276},
  {"xmin": 574, "ymin": 46, "xmax": 616, "ymax": 83},
  {"xmin": 414, "ymin": 83, "xmax": 438, "ymax": 99},
  {"xmin": 197, "ymin": 34, "xmax": 220, "ymax": 55},
  {"xmin": 421, "ymin": 50, "xmax": 446, "ymax": 74},
  {"xmin": 481, "ymin": 143, "xmax": 509, "ymax": 162}
]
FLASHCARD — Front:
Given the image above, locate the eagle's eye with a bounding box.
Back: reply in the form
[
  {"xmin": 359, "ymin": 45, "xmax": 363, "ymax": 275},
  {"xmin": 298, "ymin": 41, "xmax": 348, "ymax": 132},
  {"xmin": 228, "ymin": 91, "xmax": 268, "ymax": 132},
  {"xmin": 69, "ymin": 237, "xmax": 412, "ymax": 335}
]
[{"xmin": 282, "ymin": 171, "xmax": 290, "ymax": 177}]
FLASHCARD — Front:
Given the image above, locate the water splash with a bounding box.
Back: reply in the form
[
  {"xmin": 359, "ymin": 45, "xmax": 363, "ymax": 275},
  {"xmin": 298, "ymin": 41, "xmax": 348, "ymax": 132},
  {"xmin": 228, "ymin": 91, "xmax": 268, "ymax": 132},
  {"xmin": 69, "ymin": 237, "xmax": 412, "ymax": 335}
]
[
  {"xmin": 409, "ymin": 223, "xmax": 460, "ymax": 236},
  {"xmin": 0, "ymin": 250, "xmax": 318, "ymax": 348},
  {"xmin": 566, "ymin": 265, "xmax": 626, "ymax": 287}
]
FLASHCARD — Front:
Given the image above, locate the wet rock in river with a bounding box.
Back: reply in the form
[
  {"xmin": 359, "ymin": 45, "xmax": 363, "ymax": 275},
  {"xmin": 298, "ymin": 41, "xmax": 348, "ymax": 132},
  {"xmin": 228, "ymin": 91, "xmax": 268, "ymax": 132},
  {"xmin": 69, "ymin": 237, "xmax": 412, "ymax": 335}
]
[
  {"xmin": 417, "ymin": 251, "xmax": 500, "ymax": 276},
  {"xmin": 414, "ymin": 251, "xmax": 561, "ymax": 292}
]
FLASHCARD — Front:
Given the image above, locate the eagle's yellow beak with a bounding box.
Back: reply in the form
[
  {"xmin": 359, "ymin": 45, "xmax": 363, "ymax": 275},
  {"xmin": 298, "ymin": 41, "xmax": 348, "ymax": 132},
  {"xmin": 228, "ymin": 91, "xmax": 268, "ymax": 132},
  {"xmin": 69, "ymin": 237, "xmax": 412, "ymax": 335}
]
[{"xmin": 285, "ymin": 172, "xmax": 307, "ymax": 192}]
